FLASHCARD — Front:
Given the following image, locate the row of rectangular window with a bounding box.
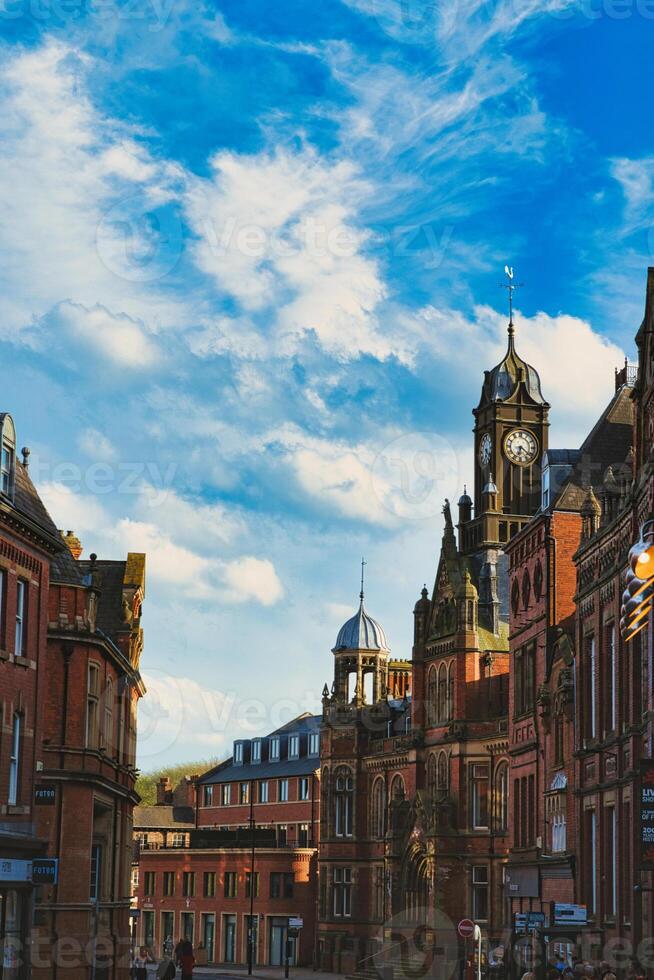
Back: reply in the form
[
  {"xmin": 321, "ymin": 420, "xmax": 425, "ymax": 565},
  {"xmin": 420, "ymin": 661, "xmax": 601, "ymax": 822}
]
[
  {"xmin": 203, "ymin": 777, "xmax": 311, "ymax": 807},
  {"xmin": 234, "ymin": 731, "xmax": 320, "ymax": 765},
  {"xmin": 144, "ymin": 870, "xmax": 295, "ymax": 899},
  {"xmin": 0, "ymin": 569, "xmax": 28, "ymax": 656}
]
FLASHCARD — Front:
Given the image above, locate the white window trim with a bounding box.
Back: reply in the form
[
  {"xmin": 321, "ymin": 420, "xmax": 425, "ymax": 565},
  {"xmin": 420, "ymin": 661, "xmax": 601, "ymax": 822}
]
[{"xmin": 8, "ymin": 713, "xmax": 21, "ymax": 805}]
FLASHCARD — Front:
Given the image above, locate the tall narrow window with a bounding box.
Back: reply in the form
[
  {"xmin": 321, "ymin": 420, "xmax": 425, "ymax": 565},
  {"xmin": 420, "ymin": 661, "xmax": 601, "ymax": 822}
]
[
  {"xmin": 335, "ymin": 768, "xmax": 354, "ymax": 838},
  {"xmin": 437, "ymin": 663, "xmax": 447, "ymax": 721},
  {"xmin": 494, "ymin": 762, "xmax": 509, "ymax": 832},
  {"xmin": 427, "ymin": 667, "xmax": 437, "ymax": 726},
  {"xmin": 437, "ymin": 752, "xmax": 448, "ymax": 791},
  {"xmin": 606, "ymin": 625, "xmax": 616, "ymax": 735},
  {"xmin": 371, "ymin": 777, "xmax": 385, "ymax": 839},
  {"xmin": 471, "ymin": 866, "xmax": 489, "ymax": 921},
  {"xmin": 333, "ymin": 868, "xmax": 353, "ymax": 917},
  {"xmin": 86, "ymin": 663, "xmax": 100, "ymax": 748},
  {"xmin": 470, "ymin": 764, "xmax": 489, "ymax": 830},
  {"xmin": 90, "ymin": 843, "xmax": 102, "ymax": 900},
  {"xmin": 606, "ymin": 807, "xmax": 617, "ymax": 917},
  {"xmin": 15, "ymin": 578, "xmax": 26, "ymax": 655},
  {"xmin": 0, "ymin": 568, "xmax": 6, "ymax": 647},
  {"xmin": 8, "ymin": 713, "xmax": 21, "ymax": 805},
  {"xmin": 427, "ymin": 755, "xmax": 437, "ymax": 800},
  {"xmin": 585, "ymin": 636, "xmax": 597, "ymax": 739},
  {"xmin": 103, "ymin": 678, "xmax": 114, "ymax": 751},
  {"xmin": 447, "ymin": 662, "xmax": 455, "ymax": 721},
  {"xmin": 1, "ymin": 441, "xmax": 14, "ymax": 497}
]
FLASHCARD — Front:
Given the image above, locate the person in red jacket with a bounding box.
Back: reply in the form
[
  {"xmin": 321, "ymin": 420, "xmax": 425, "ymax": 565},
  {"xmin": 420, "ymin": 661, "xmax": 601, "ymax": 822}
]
[{"xmin": 179, "ymin": 940, "xmax": 195, "ymax": 980}]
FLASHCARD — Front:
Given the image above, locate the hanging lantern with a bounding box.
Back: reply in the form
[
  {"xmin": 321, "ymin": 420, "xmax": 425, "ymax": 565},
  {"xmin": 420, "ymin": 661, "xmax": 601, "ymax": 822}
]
[{"xmin": 621, "ymin": 520, "xmax": 654, "ymax": 642}]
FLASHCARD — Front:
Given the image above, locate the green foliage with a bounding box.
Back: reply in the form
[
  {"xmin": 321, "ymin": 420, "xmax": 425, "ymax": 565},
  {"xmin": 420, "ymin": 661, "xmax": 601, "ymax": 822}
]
[{"xmin": 135, "ymin": 759, "xmax": 221, "ymax": 806}]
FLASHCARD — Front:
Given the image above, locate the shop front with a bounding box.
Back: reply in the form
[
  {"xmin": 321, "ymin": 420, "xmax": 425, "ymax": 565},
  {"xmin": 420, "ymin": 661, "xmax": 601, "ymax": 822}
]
[{"xmin": 0, "ymin": 858, "xmax": 34, "ymax": 980}]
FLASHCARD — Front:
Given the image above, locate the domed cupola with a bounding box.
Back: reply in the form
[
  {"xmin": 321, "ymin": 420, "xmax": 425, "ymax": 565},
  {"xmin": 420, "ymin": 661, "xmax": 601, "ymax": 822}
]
[
  {"xmin": 482, "ymin": 323, "xmax": 546, "ymax": 405},
  {"xmin": 328, "ymin": 561, "xmax": 391, "ymax": 707},
  {"xmin": 333, "ymin": 597, "xmax": 389, "ymax": 653}
]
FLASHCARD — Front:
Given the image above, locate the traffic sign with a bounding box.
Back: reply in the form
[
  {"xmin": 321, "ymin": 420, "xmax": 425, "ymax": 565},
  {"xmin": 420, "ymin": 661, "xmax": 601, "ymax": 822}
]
[{"xmin": 458, "ymin": 919, "xmax": 475, "ymax": 939}]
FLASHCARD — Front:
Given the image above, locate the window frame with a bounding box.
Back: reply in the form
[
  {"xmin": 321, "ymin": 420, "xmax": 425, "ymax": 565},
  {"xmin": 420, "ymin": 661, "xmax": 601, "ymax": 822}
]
[
  {"xmin": 8, "ymin": 713, "xmax": 21, "ymax": 805},
  {"xmin": 15, "ymin": 578, "xmax": 27, "ymax": 656}
]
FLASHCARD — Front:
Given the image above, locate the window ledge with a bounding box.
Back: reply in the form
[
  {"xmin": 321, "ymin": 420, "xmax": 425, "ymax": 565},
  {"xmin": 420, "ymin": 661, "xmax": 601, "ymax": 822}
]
[
  {"xmin": 14, "ymin": 655, "xmax": 31, "ymax": 668},
  {"xmin": 0, "ymin": 649, "xmax": 8, "ymax": 662}
]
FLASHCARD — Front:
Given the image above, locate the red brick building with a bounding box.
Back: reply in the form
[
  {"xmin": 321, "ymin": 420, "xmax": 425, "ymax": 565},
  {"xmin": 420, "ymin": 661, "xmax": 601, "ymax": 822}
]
[
  {"xmin": 505, "ymin": 377, "xmax": 634, "ymax": 969},
  {"xmin": 133, "ymin": 714, "xmax": 321, "ymax": 967},
  {"xmin": 0, "ymin": 414, "xmax": 62, "ymax": 976},
  {"xmin": 317, "ymin": 314, "xmax": 551, "ymax": 975},
  {"xmin": 0, "ymin": 410, "xmax": 147, "ymax": 980},
  {"xmin": 573, "ymin": 271, "xmax": 654, "ymax": 959}
]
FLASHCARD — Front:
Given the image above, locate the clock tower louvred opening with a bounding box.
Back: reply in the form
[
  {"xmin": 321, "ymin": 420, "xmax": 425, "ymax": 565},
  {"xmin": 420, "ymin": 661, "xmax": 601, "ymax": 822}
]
[{"xmin": 461, "ymin": 268, "xmax": 550, "ymax": 556}]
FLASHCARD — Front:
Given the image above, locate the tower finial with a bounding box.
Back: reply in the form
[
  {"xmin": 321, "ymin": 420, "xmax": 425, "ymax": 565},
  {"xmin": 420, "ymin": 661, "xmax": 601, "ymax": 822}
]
[
  {"xmin": 360, "ymin": 557, "xmax": 367, "ymax": 602},
  {"xmin": 499, "ymin": 264, "xmax": 523, "ymax": 340}
]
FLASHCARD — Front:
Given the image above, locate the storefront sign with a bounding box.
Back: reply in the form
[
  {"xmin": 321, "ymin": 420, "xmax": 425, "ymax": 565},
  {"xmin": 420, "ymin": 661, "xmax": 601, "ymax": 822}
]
[
  {"xmin": 639, "ymin": 760, "xmax": 654, "ymax": 869},
  {"xmin": 34, "ymin": 784, "xmax": 56, "ymax": 805},
  {"xmin": 0, "ymin": 859, "xmax": 32, "ymax": 882},
  {"xmin": 32, "ymin": 859, "xmax": 58, "ymax": 885},
  {"xmin": 504, "ymin": 866, "xmax": 539, "ymax": 898},
  {"xmin": 552, "ymin": 904, "xmax": 588, "ymax": 926}
]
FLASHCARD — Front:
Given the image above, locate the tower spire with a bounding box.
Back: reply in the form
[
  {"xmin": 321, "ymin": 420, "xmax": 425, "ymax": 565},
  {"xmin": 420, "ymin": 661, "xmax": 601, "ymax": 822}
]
[
  {"xmin": 499, "ymin": 264, "xmax": 523, "ymax": 344},
  {"xmin": 360, "ymin": 557, "xmax": 367, "ymax": 603}
]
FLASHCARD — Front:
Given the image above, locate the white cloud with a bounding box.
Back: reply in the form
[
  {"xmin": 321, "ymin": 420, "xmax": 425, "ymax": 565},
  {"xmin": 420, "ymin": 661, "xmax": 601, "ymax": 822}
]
[
  {"xmin": 77, "ymin": 429, "xmax": 117, "ymax": 462},
  {"xmin": 0, "ymin": 40, "xmax": 185, "ymax": 345},
  {"xmin": 610, "ymin": 156, "xmax": 654, "ymax": 232},
  {"xmin": 222, "ymin": 556, "xmax": 284, "ymax": 606},
  {"xmin": 184, "ymin": 147, "xmax": 406, "ymax": 361},
  {"xmin": 47, "ymin": 300, "xmax": 160, "ymax": 368}
]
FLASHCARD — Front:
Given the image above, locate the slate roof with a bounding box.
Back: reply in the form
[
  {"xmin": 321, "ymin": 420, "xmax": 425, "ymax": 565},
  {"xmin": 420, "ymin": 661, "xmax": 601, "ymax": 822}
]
[
  {"xmin": 333, "ymin": 598, "xmax": 389, "ymax": 652},
  {"xmin": 78, "ymin": 559, "xmax": 129, "ymax": 637},
  {"xmin": 199, "ymin": 713, "xmax": 322, "ymax": 786},
  {"xmin": 12, "ymin": 461, "xmax": 62, "ymax": 547},
  {"xmin": 553, "ymin": 385, "xmax": 633, "ymax": 513},
  {"xmin": 133, "ymin": 805, "xmax": 195, "ymax": 829}
]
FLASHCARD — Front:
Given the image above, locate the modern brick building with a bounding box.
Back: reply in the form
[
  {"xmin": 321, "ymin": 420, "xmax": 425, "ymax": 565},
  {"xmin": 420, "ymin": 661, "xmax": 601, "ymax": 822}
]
[
  {"xmin": 0, "ymin": 410, "xmax": 147, "ymax": 980},
  {"xmin": 133, "ymin": 714, "xmax": 321, "ymax": 967}
]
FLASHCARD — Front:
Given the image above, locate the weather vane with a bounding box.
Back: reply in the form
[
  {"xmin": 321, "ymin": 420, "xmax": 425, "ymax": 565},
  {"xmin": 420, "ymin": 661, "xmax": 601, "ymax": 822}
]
[
  {"xmin": 360, "ymin": 557, "xmax": 367, "ymax": 600},
  {"xmin": 499, "ymin": 265, "xmax": 523, "ymax": 332}
]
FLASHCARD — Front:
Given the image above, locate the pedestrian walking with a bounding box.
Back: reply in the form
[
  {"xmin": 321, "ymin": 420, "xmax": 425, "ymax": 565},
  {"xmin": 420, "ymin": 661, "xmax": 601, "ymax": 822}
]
[
  {"xmin": 179, "ymin": 940, "xmax": 195, "ymax": 980},
  {"xmin": 156, "ymin": 955, "xmax": 176, "ymax": 980},
  {"xmin": 133, "ymin": 948, "xmax": 150, "ymax": 980}
]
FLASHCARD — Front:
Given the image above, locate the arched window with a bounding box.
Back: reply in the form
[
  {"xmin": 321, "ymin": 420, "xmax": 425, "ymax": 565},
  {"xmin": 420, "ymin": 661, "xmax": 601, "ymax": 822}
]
[
  {"xmin": 437, "ymin": 751, "xmax": 448, "ymax": 791},
  {"xmin": 437, "ymin": 663, "xmax": 447, "ymax": 721},
  {"xmin": 321, "ymin": 767, "xmax": 329, "ymax": 837},
  {"xmin": 521, "ymin": 569, "xmax": 531, "ymax": 610},
  {"xmin": 427, "ymin": 667, "xmax": 437, "ymax": 726},
  {"xmin": 103, "ymin": 678, "xmax": 114, "ymax": 753},
  {"xmin": 370, "ymin": 777, "xmax": 385, "ymax": 839},
  {"xmin": 335, "ymin": 767, "xmax": 354, "ymax": 838},
  {"xmin": 494, "ymin": 762, "xmax": 509, "ymax": 832},
  {"xmin": 511, "ymin": 577, "xmax": 520, "ymax": 617},
  {"xmin": 390, "ymin": 774, "xmax": 405, "ymax": 801},
  {"xmin": 447, "ymin": 662, "xmax": 455, "ymax": 721},
  {"xmin": 533, "ymin": 560, "xmax": 543, "ymax": 600},
  {"xmin": 427, "ymin": 754, "xmax": 438, "ymax": 799}
]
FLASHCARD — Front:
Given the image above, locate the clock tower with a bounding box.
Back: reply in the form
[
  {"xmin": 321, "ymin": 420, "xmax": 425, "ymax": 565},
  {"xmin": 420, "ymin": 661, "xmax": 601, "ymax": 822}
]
[{"xmin": 459, "ymin": 316, "xmax": 549, "ymax": 556}]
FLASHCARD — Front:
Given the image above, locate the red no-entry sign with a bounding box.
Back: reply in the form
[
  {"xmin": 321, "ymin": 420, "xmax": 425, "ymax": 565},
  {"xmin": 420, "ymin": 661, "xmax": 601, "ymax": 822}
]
[{"xmin": 458, "ymin": 919, "xmax": 475, "ymax": 939}]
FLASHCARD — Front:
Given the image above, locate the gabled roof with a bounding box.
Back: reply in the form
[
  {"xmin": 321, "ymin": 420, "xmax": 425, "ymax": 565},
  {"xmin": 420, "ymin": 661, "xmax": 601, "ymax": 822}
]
[
  {"xmin": 552, "ymin": 385, "xmax": 633, "ymax": 513},
  {"xmin": 133, "ymin": 805, "xmax": 195, "ymax": 830}
]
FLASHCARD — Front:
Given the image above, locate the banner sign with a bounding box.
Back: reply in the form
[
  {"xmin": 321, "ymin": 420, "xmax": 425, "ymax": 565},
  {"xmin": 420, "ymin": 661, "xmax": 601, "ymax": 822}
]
[{"xmin": 639, "ymin": 760, "xmax": 654, "ymax": 869}]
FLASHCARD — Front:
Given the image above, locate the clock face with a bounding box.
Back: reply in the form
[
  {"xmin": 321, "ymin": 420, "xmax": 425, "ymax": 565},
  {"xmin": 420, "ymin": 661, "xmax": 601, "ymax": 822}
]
[
  {"xmin": 505, "ymin": 428, "xmax": 538, "ymax": 465},
  {"xmin": 479, "ymin": 433, "xmax": 492, "ymax": 467}
]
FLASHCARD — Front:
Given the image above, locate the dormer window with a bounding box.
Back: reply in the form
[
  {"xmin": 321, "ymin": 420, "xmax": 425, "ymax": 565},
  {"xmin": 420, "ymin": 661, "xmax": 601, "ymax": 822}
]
[
  {"xmin": 309, "ymin": 731, "xmax": 320, "ymax": 757},
  {"xmin": 234, "ymin": 742, "xmax": 244, "ymax": 765},
  {"xmin": 270, "ymin": 737, "xmax": 280, "ymax": 761},
  {"xmin": 0, "ymin": 414, "xmax": 16, "ymax": 501},
  {"xmin": 542, "ymin": 463, "xmax": 550, "ymax": 510},
  {"xmin": 288, "ymin": 734, "xmax": 300, "ymax": 759},
  {"xmin": 252, "ymin": 739, "xmax": 262, "ymax": 763}
]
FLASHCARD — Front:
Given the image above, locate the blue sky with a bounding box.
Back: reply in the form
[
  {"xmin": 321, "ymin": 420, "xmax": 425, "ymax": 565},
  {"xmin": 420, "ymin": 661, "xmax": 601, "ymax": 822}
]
[{"xmin": 1, "ymin": 0, "xmax": 652, "ymax": 766}]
